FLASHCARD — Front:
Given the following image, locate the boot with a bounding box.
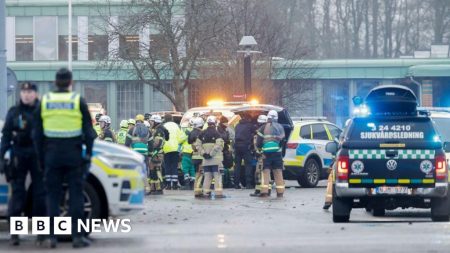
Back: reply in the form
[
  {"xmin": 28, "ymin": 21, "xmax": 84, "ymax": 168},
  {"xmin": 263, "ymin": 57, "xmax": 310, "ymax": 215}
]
[
  {"xmin": 323, "ymin": 202, "xmax": 332, "ymax": 210},
  {"xmin": 259, "ymin": 193, "xmax": 269, "ymax": 198},
  {"xmin": 250, "ymin": 190, "xmax": 261, "ymax": 197},
  {"xmin": 10, "ymin": 235, "xmax": 19, "ymax": 246},
  {"xmin": 276, "ymin": 193, "xmax": 284, "ymax": 198},
  {"xmin": 35, "ymin": 235, "xmax": 46, "ymax": 246},
  {"xmin": 45, "ymin": 236, "xmax": 57, "ymax": 249},
  {"xmin": 72, "ymin": 236, "xmax": 90, "ymax": 248},
  {"xmin": 189, "ymin": 180, "xmax": 195, "ymax": 190}
]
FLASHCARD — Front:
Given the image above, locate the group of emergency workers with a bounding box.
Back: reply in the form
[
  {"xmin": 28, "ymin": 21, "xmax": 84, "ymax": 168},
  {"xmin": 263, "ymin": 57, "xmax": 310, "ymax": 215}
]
[{"xmin": 92, "ymin": 106, "xmax": 287, "ymax": 199}]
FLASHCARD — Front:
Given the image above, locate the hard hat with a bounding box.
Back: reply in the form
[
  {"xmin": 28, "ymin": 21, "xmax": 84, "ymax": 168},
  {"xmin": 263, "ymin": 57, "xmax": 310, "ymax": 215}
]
[
  {"xmin": 257, "ymin": 114, "xmax": 268, "ymax": 124},
  {"xmin": 128, "ymin": 119, "xmax": 136, "ymax": 125},
  {"xmin": 144, "ymin": 121, "xmax": 151, "ymax": 128},
  {"xmin": 144, "ymin": 113, "xmax": 151, "ymax": 120},
  {"xmin": 192, "ymin": 117, "xmax": 205, "ymax": 128},
  {"xmin": 99, "ymin": 115, "xmax": 111, "ymax": 124},
  {"xmin": 120, "ymin": 120, "xmax": 128, "ymax": 128},
  {"xmin": 150, "ymin": 114, "xmax": 162, "ymax": 124},
  {"xmin": 206, "ymin": 115, "xmax": 217, "ymax": 124},
  {"xmin": 267, "ymin": 110, "xmax": 278, "ymax": 120},
  {"xmin": 95, "ymin": 113, "xmax": 103, "ymax": 121},
  {"xmin": 135, "ymin": 114, "xmax": 145, "ymax": 122}
]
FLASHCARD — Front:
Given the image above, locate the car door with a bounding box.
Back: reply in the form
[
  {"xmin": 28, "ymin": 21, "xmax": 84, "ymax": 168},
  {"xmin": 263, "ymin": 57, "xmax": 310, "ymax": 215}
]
[
  {"xmin": 323, "ymin": 124, "xmax": 342, "ymax": 168},
  {"xmin": 311, "ymin": 123, "xmax": 333, "ymax": 168}
]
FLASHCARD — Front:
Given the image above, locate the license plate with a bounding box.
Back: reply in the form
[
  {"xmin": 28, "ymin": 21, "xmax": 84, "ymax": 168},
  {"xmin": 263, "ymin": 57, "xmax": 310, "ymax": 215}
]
[{"xmin": 372, "ymin": 186, "xmax": 411, "ymax": 195}]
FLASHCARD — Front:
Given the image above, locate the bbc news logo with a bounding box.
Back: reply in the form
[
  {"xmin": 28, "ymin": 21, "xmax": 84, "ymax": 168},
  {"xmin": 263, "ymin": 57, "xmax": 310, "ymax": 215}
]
[{"xmin": 10, "ymin": 217, "xmax": 132, "ymax": 235}]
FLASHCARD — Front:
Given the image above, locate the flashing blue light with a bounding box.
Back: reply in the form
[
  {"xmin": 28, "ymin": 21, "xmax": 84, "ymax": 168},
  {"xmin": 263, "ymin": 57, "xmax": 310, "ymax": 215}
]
[{"xmin": 433, "ymin": 135, "xmax": 441, "ymax": 142}]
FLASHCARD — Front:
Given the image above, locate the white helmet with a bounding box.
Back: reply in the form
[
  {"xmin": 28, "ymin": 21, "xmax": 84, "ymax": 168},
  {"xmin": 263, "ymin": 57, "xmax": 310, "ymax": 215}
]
[
  {"xmin": 150, "ymin": 114, "xmax": 162, "ymax": 123},
  {"xmin": 257, "ymin": 114, "xmax": 268, "ymax": 124},
  {"xmin": 267, "ymin": 110, "xmax": 278, "ymax": 120},
  {"xmin": 144, "ymin": 121, "xmax": 151, "ymax": 128},
  {"xmin": 99, "ymin": 115, "xmax": 111, "ymax": 124},
  {"xmin": 192, "ymin": 117, "xmax": 204, "ymax": 128},
  {"xmin": 206, "ymin": 115, "xmax": 217, "ymax": 125}
]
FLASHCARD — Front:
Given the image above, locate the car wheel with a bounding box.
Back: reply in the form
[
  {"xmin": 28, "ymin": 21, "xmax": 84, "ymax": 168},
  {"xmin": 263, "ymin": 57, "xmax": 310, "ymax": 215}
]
[
  {"xmin": 332, "ymin": 185, "xmax": 351, "ymax": 223},
  {"xmin": 298, "ymin": 158, "xmax": 320, "ymax": 188},
  {"xmin": 431, "ymin": 189, "xmax": 450, "ymax": 222},
  {"xmin": 59, "ymin": 182, "xmax": 103, "ymax": 240}
]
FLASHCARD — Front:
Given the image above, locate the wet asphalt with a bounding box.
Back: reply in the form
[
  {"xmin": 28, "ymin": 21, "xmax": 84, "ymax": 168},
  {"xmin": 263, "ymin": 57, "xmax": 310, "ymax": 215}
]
[{"xmin": 1, "ymin": 181, "xmax": 450, "ymax": 253}]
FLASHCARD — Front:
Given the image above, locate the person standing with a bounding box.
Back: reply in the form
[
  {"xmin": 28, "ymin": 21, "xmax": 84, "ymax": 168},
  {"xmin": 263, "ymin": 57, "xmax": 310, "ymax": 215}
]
[
  {"xmin": 234, "ymin": 112, "xmax": 257, "ymax": 189},
  {"xmin": 250, "ymin": 114, "xmax": 269, "ymax": 197},
  {"xmin": 0, "ymin": 82, "xmax": 46, "ymax": 246},
  {"xmin": 148, "ymin": 114, "xmax": 169, "ymax": 195},
  {"xmin": 255, "ymin": 110, "xmax": 286, "ymax": 198},
  {"xmin": 162, "ymin": 114, "xmax": 183, "ymax": 190},
  {"xmin": 217, "ymin": 116, "xmax": 235, "ymax": 188},
  {"xmin": 189, "ymin": 117, "xmax": 205, "ymax": 197},
  {"xmin": 34, "ymin": 68, "xmax": 96, "ymax": 248},
  {"xmin": 195, "ymin": 116, "xmax": 225, "ymax": 198},
  {"xmin": 116, "ymin": 120, "xmax": 129, "ymax": 145},
  {"xmin": 93, "ymin": 113, "xmax": 103, "ymax": 136},
  {"xmin": 98, "ymin": 115, "xmax": 116, "ymax": 143},
  {"xmin": 180, "ymin": 119, "xmax": 195, "ymax": 190}
]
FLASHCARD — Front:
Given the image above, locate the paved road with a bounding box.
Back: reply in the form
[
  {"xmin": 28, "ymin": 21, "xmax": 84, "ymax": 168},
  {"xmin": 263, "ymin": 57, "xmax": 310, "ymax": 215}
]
[{"xmin": 1, "ymin": 182, "xmax": 450, "ymax": 252}]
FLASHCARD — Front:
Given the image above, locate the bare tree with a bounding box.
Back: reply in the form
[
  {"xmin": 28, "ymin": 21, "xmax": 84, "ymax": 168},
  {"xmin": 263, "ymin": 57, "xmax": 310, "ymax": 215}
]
[{"xmin": 100, "ymin": 0, "xmax": 228, "ymax": 111}]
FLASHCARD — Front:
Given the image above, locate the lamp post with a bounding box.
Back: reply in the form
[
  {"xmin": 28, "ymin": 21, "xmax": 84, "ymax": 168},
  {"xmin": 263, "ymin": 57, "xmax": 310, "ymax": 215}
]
[
  {"xmin": 238, "ymin": 36, "xmax": 259, "ymax": 100},
  {"xmin": 0, "ymin": 0, "xmax": 7, "ymax": 120}
]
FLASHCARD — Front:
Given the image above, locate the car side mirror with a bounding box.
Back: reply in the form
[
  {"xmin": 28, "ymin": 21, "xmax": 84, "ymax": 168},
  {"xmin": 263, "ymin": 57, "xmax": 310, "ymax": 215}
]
[
  {"xmin": 326, "ymin": 142, "xmax": 338, "ymax": 155},
  {"xmin": 444, "ymin": 142, "xmax": 450, "ymax": 153}
]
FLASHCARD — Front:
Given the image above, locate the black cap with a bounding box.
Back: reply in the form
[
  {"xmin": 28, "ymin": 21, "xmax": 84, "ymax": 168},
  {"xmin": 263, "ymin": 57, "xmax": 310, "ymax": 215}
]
[
  {"xmin": 20, "ymin": 82, "xmax": 38, "ymax": 92},
  {"xmin": 55, "ymin": 68, "xmax": 73, "ymax": 88}
]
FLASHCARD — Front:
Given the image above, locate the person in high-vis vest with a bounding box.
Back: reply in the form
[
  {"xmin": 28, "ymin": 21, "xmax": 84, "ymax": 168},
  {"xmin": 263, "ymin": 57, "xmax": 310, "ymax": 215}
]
[
  {"xmin": 33, "ymin": 68, "xmax": 96, "ymax": 248},
  {"xmin": 195, "ymin": 116, "xmax": 225, "ymax": 199},
  {"xmin": 162, "ymin": 114, "xmax": 184, "ymax": 190},
  {"xmin": 126, "ymin": 115, "xmax": 151, "ymax": 192},
  {"xmin": 98, "ymin": 115, "xmax": 116, "ymax": 143},
  {"xmin": 250, "ymin": 114, "xmax": 270, "ymax": 197},
  {"xmin": 93, "ymin": 113, "xmax": 102, "ymax": 136},
  {"xmin": 148, "ymin": 114, "xmax": 169, "ymax": 195},
  {"xmin": 189, "ymin": 117, "xmax": 205, "ymax": 197},
  {"xmin": 116, "ymin": 120, "xmax": 129, "ymax": 145},
  {"xmin": 255, "ymin": 110, "xmax": 286, "ymax": 198},
  {"xmin": 180, "ymin": 119, "xmax": 195, "ymax": 190}
]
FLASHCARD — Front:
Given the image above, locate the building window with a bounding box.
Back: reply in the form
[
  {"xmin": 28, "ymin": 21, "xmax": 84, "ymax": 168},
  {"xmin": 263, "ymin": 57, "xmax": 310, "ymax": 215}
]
[
  {"xmin": 88, "ymin": 17, "xmax": 108, "ymax": 60},
  {"xmin": 117, "ymin": 81, "xmax": 144, "ymax": 121},
  {"xmin": 119, "ymin": 35, "xmax": 139, "ymax": 59},
  {"xmin": 84, "ymin": 82, "xmax": 108, "ymax": 113},
  {"xmin": 34, "ymin": 16, "xmax": 58, "ymax": 60},
  {"xmin": 15, "ymin": 17, "xmax": 33, "ymax": 61},
  {"xmin": 150, "ymin": 33, "xmax": 169, "ymax": 61},
  {"xmin": 58, "ymin": 16, "xmax": 78, "ymax": 61}
]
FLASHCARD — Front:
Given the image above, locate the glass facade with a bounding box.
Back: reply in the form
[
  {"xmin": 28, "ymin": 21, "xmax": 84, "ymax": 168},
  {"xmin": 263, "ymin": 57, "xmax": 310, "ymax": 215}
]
[
  {"xmin": 58, "ymin": 16, "xmax": 78, "ymax": 61},
  {"xmin": 34, "ymin": 16, "xmax": 58, "ymax": 60},
  {"xmin": 15, "ymin": 17, "xmax": 33, "ymax": 61},
  {"xmin": 84, "ymin": 82, "xmax": 108, "ymax": 113},
  {"xmin": 117, "ymin": 81, "xmax": 144, "ymax": 121},
  {"xmin": 88, "ymin": 17, "xmax": 108, "ymax": 61}
]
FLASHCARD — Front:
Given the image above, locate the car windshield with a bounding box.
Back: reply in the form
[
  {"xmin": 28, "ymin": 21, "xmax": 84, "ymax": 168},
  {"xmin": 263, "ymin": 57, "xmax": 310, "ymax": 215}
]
[{"xmin": 432, "ymin": 117, "xmax": 450, "ymax": 142}]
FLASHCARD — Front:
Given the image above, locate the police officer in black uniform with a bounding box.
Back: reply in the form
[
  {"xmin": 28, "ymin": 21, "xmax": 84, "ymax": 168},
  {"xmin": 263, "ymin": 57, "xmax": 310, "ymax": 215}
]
[
  {"xmin": 0, "ymin": 82, "xmax": 46, "ymax": 246},
  {"xmin": 34, "ymin": 68, "xmax": 96, "ymax": 248}
]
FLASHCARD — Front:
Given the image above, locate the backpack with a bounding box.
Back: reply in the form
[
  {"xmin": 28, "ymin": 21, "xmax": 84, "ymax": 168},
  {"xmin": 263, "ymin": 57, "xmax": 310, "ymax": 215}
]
[{"xmin": 133, "ymin": 123, "xmax": 150, "ymax": 142}]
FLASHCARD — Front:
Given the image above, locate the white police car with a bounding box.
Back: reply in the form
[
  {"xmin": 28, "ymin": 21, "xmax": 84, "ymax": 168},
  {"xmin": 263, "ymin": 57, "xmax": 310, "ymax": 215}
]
[
  {"xmin": 0, "ymin": 139, "xmax": 145, "ymax": 219},
  {"xmin": 283, "ymin": 117, "xmax": 342, "ymax": 188}
]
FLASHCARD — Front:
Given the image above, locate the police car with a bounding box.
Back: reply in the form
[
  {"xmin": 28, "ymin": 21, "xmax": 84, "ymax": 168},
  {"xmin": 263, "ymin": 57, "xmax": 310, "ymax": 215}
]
[
  {"xmin": 283, "ymin": 118, "xmax": 342, "ymax": 188},
  {"xmin": 0, "ymin": 140, "xmax": 145, "ymax": 219},
  {"xmin": 329, "ymin": 85, "xmax": 450, "ymax": 223}
]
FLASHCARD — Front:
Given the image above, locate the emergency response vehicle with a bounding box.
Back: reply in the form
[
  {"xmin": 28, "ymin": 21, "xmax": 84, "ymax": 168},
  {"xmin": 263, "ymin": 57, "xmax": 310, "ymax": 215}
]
[
  {"xmin": 0, "ymin": 140, "xmax": 145, "ymax": 220},
  {"xmin": 329, "ymin": 85, "xmax": 450, "ymax": 223},
  {"xmin": 283, "ymin": 118, "xmax": 342, "ymax": 188}
]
